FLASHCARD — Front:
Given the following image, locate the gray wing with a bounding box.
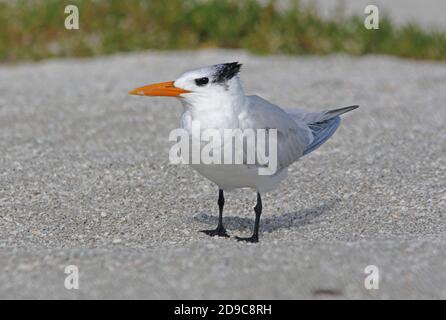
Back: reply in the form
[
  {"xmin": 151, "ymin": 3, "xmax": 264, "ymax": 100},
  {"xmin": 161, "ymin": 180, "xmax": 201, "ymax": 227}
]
[
  {"xmin": 284, "ymin": 105, "xmax": 358, "ymax": 155},
  {"xmin": 238, "ymin": 95, "xmax": 313, "ymax": 170}
]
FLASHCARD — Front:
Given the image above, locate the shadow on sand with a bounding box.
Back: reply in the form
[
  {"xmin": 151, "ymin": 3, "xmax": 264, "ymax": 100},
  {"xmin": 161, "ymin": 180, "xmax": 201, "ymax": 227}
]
[{"xmin": 193, "ymin": 198, "xmax": 340, "ymax": 233}]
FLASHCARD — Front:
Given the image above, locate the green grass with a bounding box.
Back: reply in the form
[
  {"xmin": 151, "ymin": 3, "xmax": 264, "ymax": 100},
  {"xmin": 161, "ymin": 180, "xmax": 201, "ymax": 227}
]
[{"xmin": 1, "ymin": 0, "xmax": 446, "ymax": 62}]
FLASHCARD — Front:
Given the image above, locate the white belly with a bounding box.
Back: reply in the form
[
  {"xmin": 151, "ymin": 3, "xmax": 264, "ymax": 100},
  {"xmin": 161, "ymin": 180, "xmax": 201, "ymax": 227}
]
[{"xmin": 190, "ymin": 163, "xmax": 287, "ymax": 193}]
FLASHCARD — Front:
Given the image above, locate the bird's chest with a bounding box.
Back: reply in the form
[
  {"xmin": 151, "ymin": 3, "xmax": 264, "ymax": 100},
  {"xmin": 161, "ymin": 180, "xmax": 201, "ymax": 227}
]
[
  {"xmin": 191, "ymin": 109, "xmax": 238, "ymax": 131},
  {"xmin": 182, "ymin": 110, "xmax": 239, "ymax": 131}
]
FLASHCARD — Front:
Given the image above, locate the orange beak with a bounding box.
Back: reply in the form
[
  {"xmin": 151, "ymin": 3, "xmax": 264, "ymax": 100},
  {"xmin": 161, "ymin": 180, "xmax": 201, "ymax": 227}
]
[{"xmin": 128, "ymin": 81, "xmax": 189, "ymax": 97}]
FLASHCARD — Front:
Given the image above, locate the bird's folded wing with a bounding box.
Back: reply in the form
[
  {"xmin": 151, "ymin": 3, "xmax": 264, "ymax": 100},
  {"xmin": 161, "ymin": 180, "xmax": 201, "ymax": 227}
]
[{"xmin": 238, "ymin": 95, "xmax": 313, "ymax": 170}]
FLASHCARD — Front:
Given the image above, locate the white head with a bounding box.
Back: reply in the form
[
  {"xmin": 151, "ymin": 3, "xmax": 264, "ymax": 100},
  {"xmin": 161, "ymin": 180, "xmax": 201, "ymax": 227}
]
[{"xmin": 129, "ymin": 62, "xmax": 244, "ymax": 108}]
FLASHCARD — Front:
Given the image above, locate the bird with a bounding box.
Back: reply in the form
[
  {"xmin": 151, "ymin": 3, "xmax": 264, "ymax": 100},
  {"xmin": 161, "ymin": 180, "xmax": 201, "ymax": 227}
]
[{"xmin": 129, "ymin": 62, "xmax": 358, "ymax": 242}]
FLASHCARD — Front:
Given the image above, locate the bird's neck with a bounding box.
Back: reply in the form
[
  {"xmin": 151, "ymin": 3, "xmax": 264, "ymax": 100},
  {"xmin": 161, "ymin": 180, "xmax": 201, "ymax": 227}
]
[{"xmin": 181, "ymin": 91, "xmax": 246, "ymax": 129}]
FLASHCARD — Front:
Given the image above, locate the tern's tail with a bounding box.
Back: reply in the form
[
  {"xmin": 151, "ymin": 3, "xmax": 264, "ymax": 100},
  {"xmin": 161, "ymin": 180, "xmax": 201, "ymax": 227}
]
[
  {"xmin": 303, "ymin": 105, "xmax": 358, "ymax": 155},
  {"xmin": 316, "ymin": 105, "xmax": 359, "ymax": 122}
]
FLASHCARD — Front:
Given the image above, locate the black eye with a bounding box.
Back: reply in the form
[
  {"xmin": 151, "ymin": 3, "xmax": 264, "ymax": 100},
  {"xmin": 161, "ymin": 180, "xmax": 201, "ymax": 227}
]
[{"xmin": 195, "ymin": 77, "xmax": 209, "ymax": 86}]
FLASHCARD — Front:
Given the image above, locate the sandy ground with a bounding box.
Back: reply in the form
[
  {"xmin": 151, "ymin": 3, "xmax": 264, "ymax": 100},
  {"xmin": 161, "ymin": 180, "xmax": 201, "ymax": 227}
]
[{"xmin": 0, "ymin": 49, "xmax": 445, "ymax": 299}]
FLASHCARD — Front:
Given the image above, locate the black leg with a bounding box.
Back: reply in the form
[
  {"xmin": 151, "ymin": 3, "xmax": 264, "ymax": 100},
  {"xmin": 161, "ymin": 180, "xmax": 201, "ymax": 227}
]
[
  {"xmin": 236, "ymin": 192, "xmax": 262, "ymax": 243},
  {"xmin": 201, "ymin": 189, "xmax": 229, "ymax": 237}
]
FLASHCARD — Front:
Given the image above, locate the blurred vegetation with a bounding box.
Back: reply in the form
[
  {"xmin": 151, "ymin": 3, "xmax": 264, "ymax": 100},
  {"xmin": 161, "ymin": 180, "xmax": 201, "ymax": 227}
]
[{"xmin": 1, "ymin": 0, "xmax": 446, "ymax": 62}]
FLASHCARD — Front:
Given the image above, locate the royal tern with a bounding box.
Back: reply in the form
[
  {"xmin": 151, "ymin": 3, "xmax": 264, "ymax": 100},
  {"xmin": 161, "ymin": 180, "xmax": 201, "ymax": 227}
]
[{"xmin": 129, "ymin": 62, "xmax": 358, "ymax": 242}]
